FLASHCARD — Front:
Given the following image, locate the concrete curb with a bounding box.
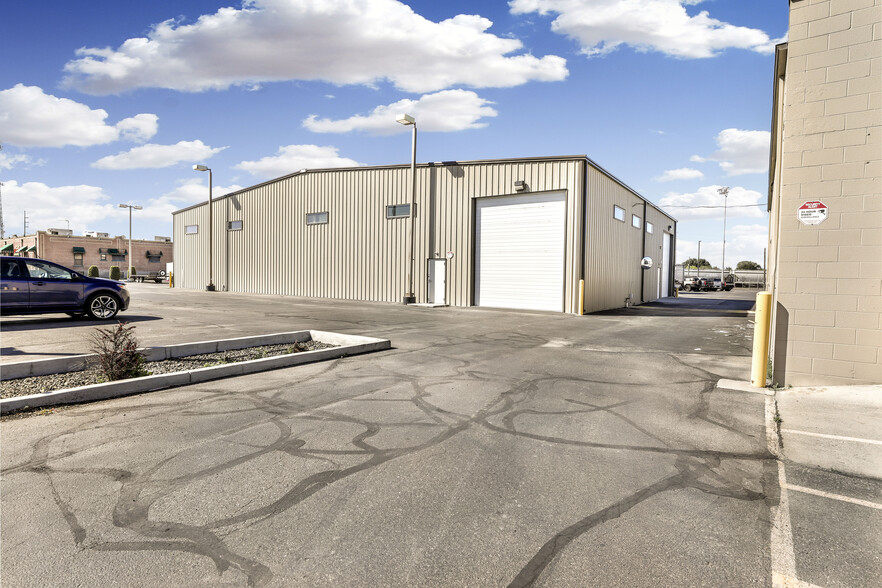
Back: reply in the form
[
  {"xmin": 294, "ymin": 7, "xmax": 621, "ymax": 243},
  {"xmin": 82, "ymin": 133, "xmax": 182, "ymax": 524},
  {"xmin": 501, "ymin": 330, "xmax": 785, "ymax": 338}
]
[{"xmin": 1, "ymin": 330, "xmax": 390, "ymax": 414}]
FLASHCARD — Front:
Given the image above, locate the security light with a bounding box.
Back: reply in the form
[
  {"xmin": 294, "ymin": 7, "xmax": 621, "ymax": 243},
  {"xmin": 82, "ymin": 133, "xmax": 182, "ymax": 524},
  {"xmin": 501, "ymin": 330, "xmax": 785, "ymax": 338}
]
[{"xmin": 396, "ymin": 113, "xmax": 415, "ymax": 126}]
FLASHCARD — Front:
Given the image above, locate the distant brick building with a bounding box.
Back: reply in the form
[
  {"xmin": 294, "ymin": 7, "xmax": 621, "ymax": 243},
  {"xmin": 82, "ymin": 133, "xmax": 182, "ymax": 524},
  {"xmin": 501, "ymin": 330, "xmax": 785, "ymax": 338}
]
[{"xmin": 0, "ymin": 229, "xmax": 173, "ymax": 278}]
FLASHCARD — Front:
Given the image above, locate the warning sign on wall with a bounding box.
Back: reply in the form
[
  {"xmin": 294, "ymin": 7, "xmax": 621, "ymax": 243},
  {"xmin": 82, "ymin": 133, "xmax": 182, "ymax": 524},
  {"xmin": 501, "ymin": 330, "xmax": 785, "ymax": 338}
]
[{"xmin": 798, "ymin": 200, "xmax": 828, "ymax": 225}]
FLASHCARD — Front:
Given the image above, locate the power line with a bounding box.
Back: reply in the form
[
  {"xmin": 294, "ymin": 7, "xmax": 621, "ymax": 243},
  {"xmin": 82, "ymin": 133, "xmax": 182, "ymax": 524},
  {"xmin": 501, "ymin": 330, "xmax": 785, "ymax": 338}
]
[{"xmin": 662, "ymin": 203, "xmax": 765, "ymax": 209}]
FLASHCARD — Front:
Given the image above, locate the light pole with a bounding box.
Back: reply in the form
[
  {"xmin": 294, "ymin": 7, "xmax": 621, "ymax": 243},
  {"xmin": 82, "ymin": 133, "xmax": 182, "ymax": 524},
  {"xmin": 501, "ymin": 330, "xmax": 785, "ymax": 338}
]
[
  {"xmin": 718, "ymin": 186, "xmax": 729, "ymax": 284},
  {"xmin": 697, "ymin": 240, "xmax": 702, "ymax": 280},
  {"xmin": 396, "ymin": 113, "xmax": 417, "ymax": 304},
  {"xmin": 118, "ymin": 203, "xmax": 143, "ymax": 278},
  {"xmin": 193, "ymin": 165, "xmax": 215, "ymax": 291}
]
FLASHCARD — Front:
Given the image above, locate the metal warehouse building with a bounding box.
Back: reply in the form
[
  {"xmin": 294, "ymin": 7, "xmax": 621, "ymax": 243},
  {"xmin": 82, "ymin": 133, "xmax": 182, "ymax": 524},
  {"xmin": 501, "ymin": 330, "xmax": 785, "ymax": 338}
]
[{"xmin": 172, "ymin": 155, "xmax": 677, "ymax": 314}]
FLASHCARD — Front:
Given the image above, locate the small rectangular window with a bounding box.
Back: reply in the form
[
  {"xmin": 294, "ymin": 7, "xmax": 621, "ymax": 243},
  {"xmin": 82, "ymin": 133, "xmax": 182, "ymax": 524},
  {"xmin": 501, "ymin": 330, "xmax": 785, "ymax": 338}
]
[
  {"xmin": 185, "ymin": 225, "xmax": 198, "ymax": 234},
  {"xmin": 100, "ymin": 253, "xmax": 107, "ymax": 261},
  {"xmin": 228, "ymin": 220, "xmax": 243, "ymax": 231},
  {"xmin": 632, "ymin": 214, "xmax": 642, "ymax": 229},
  {"xmin": 111, "ymin": 254, "xmax": 126, "ymax": 262},
  {"xmin": 148, "ymin": 257, "xmax": 161, "ymax": 263},
  {"xmin": 306, "ymin": 212, "xmax": 329, "ymax": 225},
  {"xmin": 613, "ymin": 205, "xmax": 625, "ymax": 222},
  {"xmin": 386, "ymin": 204, "xmax": 411, "ymax": 219},
  {"xmin": 646, "ymin": 222, "xmax": 654, "ymax": 234},
  {"xmin": 73, "ymin": 253, "xmax": 84, "ymax": 267}
]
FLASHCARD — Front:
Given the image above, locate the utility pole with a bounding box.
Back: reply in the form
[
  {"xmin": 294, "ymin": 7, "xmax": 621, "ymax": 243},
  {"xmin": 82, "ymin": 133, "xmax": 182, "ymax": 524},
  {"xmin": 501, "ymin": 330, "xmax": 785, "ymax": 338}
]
[
  {"xmin": 23, "ymin": 210, "xmax": 29, "ymax": 236},
  {"xmin": 718, "ymin": 186, "xmax": 729, "ymax": 283}
]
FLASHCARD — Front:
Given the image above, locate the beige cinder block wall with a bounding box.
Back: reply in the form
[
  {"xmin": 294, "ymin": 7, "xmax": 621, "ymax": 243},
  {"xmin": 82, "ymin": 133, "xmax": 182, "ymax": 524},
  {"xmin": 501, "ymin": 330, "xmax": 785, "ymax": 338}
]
[{"xmin": 768, "ymin": 0, "xmax": 881, "ymax": 385}]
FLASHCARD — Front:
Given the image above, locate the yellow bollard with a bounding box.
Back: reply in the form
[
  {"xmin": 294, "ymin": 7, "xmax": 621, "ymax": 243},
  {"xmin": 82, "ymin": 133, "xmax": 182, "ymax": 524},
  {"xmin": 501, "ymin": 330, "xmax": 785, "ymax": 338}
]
[
  {"xmin": 751, "ymin": 291, "xmax": 772, "ymax": 387},
  {"xmin": 579, "ymin": 279, "xmax": 585, "ymax": 315}
]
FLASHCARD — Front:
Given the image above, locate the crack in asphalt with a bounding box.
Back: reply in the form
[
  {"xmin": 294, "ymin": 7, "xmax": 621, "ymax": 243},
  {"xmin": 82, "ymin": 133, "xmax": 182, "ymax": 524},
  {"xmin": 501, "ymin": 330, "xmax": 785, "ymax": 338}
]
[{"xmin": 2, "ymin": 341, "xmax": 770, "ymax": 587}]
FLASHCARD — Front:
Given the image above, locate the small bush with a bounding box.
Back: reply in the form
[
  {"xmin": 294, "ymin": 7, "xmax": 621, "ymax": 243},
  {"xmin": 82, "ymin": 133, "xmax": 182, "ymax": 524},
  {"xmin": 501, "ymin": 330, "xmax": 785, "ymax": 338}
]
[
  {"xmin": 130, "ymin": 266, "xmax": 137, "ymax": 276},
  {"xmin": 87, "ymin": 265, "xmax": 99, "ymax": 277},
  {"xmin": 89, "ymin": 322, "xmax": 148, "ymax": 381},
  {"xmin": 109, "ymin": 266, "xmax": 121, "ymax": 280}
]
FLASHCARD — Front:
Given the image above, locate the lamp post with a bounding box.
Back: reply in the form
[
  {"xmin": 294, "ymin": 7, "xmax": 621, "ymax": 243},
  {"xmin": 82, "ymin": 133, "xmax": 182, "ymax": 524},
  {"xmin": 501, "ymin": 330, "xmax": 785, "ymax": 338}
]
[
  {"xmin": 396, "ymin": 113, "xmax": 417, "ymax": 304},
  {"xmin": 118, "ymin": 203, "xmax": 143, "ymax": 278},
  {"xmin": 193, "ymin": 165, "xmax": 215, "ymax": 291},
  {"xmin": 697, "ymin": 240, "xmax": 702, "ymax": 280},
  {"xmin": 718, "ymin": 186, "xmax": 729, "ymax": 284}
]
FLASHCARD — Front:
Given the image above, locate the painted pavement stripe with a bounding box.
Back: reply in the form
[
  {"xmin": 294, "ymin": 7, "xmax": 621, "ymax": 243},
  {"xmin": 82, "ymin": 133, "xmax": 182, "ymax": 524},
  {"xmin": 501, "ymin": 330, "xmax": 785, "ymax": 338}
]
[
  {"xmin": 780, "ymin": 429, "xmax": 882, "ymax": 446},
  {"xmin": 784, "ymin": 484, "xmax": 882, "ymax": 510}
]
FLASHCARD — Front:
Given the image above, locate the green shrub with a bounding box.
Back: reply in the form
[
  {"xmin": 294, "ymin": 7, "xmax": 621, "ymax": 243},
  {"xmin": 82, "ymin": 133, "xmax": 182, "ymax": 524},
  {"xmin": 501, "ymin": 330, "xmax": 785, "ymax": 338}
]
[
  {"xmin": 130, "ymin": 266, "xmax": 137, "ymax": 276},
  {"xmin": 109, "ymin": 266, "xmax": 121, "ymax": 280},
  {"xmin": 87, "ymin": 265, "xmax": 99, "ymax": 277},
  {"xmin": 89, "ymin": 322, "xmax": 148, "ymax": 381}
]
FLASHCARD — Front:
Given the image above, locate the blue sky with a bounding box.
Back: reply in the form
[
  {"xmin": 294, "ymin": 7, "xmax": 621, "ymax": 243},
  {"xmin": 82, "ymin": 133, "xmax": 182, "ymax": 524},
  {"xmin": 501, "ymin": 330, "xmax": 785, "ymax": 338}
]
[{"xmin": 1, "ymin": 0, "xmax": 787, "ymax": 268}]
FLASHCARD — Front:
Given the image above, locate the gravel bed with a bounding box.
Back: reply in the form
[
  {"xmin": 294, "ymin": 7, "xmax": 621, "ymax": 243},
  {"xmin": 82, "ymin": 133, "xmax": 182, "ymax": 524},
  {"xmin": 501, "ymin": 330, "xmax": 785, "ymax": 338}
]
[{"xmin": 0, "ymin": 341, "xmax": 335, "ymax": 399}]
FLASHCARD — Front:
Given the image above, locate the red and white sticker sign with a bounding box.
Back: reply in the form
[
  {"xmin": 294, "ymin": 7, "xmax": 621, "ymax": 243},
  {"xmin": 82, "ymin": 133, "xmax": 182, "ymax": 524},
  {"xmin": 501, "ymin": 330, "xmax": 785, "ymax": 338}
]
[{"xmin": 798, "ymin": 200, "xmax": 828, "ymax": 225}]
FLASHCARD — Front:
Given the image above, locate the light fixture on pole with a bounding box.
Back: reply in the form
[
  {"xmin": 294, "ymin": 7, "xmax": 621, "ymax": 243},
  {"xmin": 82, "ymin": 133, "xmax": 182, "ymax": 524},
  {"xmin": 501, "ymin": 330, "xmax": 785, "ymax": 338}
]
[
  {"xmin": 118, "ymin": 203, "xmax": 143, "ymax": 279},
  {"xmin": 697, "ymin": 240, "xmax": 702, "ymax": 280},
  {"xmin": 192, "ymin": 165, "xmax": 215, "ymax": 291},
  {"xmin": 396, "ymin": 113, "xmax": 417, "ymax": 304},
  {"xmin": 718, "ymin": 186, "xmax": 729, "ymax": 284}
]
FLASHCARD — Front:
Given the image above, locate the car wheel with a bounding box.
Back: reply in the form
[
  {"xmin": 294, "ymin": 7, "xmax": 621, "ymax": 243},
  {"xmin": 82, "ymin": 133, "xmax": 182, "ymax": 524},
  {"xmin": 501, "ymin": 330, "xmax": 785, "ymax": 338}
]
[{"xmin": 86, "ymin": 293, "xmax": 120, "ymax": 320}]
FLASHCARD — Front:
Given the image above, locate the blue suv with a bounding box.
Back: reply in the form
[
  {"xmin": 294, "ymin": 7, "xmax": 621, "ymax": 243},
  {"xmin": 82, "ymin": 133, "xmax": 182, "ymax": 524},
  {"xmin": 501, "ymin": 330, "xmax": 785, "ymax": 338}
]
[{"xmin": 1, "ymin": 256, "xmax": 131, "ymax": 320}]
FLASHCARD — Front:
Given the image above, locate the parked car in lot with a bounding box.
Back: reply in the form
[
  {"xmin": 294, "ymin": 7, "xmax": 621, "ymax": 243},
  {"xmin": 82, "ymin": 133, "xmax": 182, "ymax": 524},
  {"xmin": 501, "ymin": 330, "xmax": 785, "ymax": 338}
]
[
  {"xmin": 681, "ymin": 277, "xmax": 711, "ymax": 291},
  {"xmin": 0, "ymin": 256, "xmax": 130, "ymax": 319}
]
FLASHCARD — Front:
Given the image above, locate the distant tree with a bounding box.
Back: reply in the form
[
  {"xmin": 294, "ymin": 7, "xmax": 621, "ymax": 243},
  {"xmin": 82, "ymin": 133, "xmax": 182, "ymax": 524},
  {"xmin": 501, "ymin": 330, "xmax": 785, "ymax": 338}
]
[
  {"xmin": 736, "ymin": 260, "xmax": 762, "ymax": 270},
  {"xmin": 682, "ymin": 257, "xmax": 713, "ymax": 269}
]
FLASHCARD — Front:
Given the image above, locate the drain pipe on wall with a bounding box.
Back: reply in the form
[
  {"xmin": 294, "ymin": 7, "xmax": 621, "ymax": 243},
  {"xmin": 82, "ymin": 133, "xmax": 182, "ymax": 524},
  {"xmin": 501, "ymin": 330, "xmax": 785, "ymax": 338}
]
[
  {"xmin": 640, "ymin": 199, "xmax": 647, "ymax": 303},
  {"xmin": 578, "ymin": 159, "xmax": 588, "ymax": 315}
]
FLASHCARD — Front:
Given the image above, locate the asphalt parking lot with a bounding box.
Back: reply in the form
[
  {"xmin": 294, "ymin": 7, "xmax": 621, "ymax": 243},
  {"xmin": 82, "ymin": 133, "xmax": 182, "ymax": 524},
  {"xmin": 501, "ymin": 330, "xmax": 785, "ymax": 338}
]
[{"xmin": 2, "ymin": 285, "xmax": 878, "ymax": 587}]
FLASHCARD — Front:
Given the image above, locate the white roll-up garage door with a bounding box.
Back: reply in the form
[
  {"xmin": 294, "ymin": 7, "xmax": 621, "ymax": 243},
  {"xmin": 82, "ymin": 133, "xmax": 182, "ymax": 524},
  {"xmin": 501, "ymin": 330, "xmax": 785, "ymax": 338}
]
[{"xmin": 475, "ymin": 191, "xmax": 566, "ymax": 312}]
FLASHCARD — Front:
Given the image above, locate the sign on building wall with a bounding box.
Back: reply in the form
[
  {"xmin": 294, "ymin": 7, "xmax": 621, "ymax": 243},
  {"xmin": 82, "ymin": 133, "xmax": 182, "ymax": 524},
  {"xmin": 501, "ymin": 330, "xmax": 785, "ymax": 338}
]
[{"xmin": 797, "ymin": 200, "xmax": 828, "ymax": 225}]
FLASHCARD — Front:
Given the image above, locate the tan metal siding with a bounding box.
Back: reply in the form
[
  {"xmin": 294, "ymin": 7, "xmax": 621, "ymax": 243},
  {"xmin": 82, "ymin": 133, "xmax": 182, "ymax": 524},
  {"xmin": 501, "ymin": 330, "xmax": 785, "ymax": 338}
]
[
  {"xmin": 582, "ymin": 165, "xmax": 676, "ymax": 312},
  {"xmin": 173, "ymin": 157, "xmax": 665, "ymax": 314}
]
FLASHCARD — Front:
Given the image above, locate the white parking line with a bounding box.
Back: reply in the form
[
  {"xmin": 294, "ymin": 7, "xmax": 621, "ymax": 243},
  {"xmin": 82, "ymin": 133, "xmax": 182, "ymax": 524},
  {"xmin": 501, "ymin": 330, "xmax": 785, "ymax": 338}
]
[
  {"xmin": 780, "ymin": 429, "xmax": 882, "ymax": 446},
  {"xmin": 784, "ymin": 484, "xmax": 882, "ymax": 510}
]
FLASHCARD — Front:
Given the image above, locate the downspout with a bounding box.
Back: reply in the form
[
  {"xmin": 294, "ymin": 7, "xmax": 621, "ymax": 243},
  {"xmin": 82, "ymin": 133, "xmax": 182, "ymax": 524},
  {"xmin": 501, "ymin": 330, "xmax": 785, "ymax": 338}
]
[
  {"xmin": 579, "ymin": 159, "xmax": 588, "ymax": 314},
  {"xmin": 640, "ymin": 200, "xmax": 647, "ymax": 302}
]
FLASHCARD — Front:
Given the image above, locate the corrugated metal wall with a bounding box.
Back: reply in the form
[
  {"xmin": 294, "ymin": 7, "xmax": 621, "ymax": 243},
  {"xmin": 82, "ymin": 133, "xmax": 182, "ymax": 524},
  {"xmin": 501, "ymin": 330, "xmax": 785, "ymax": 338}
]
[
  {"xmin": 173, "ymin": 158, "xmax": 584, "ymax": 310},
  {"xmin": 582, "ymin": 164, "xmax": 676, "ymax": 312},
  {"xmin": 172, "ymin": 157, "xmax": 674, "ymax": 314}
]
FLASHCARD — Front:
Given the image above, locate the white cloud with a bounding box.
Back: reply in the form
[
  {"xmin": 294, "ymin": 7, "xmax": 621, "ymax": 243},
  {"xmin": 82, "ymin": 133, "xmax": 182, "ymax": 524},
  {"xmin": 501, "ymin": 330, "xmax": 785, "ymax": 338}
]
[
  {"xmin": 141, "ymin": 178, "xmax": 243, "ymax": 220},
  {"xmin": 0, "ymin": 151, "xmax": 44, "ymax": 170},
  {"xmin": 0, "ymin": 180, "xmax": 120, "ymax": 234},
  {"xmin": 115, "ymin": 113, "xmax": 159, "ymax": 143},
  {"xmin": 659, "ymin": 185, "xmax": 765, "ymax": 220},
  {"xmin": 654, "ymin": 167, "xmax": 704, "ymax": 182},
  {"xmin": 0, "ymin": 84, "xmax": 158, "ymax": 147},
  {"xmin": 235, "ymin": 145, "xmax": 362, "ymax": 179},
  {"xmin": 692, "ymin": 128, "xmax": 770, "ymax": 176},
  {"xmin": 303, "ymin": 90, "xmax": 498, "ymax": 135},
  {"xmin": 509, "ymin": 0, "xmax": 780, "ymax": 59},
  {"xmin": 62, "ymin": 0, "xmax": 568, "ymax": 95},
  {"xmin": 91, "ymin": 140, "xmax": 227, "ymax": 170}
]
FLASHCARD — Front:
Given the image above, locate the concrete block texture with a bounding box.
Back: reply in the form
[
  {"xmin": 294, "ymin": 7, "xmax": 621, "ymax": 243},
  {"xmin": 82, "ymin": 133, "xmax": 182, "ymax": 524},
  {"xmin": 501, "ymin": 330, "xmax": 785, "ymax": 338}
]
[
  {"xmin": 829, "ymin": 24, "xmax": 875, "ymax": 48},
  {"xmin": 791, "ymin": 1, "xmax": 832, "ymax": 26},
  {"xmin": 830, "ymin": 0, "xmax": 878, "ymax": 17},
  {"xmin": 809, "ymin": 13, "xmax": 856, "ymax": 36}
]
